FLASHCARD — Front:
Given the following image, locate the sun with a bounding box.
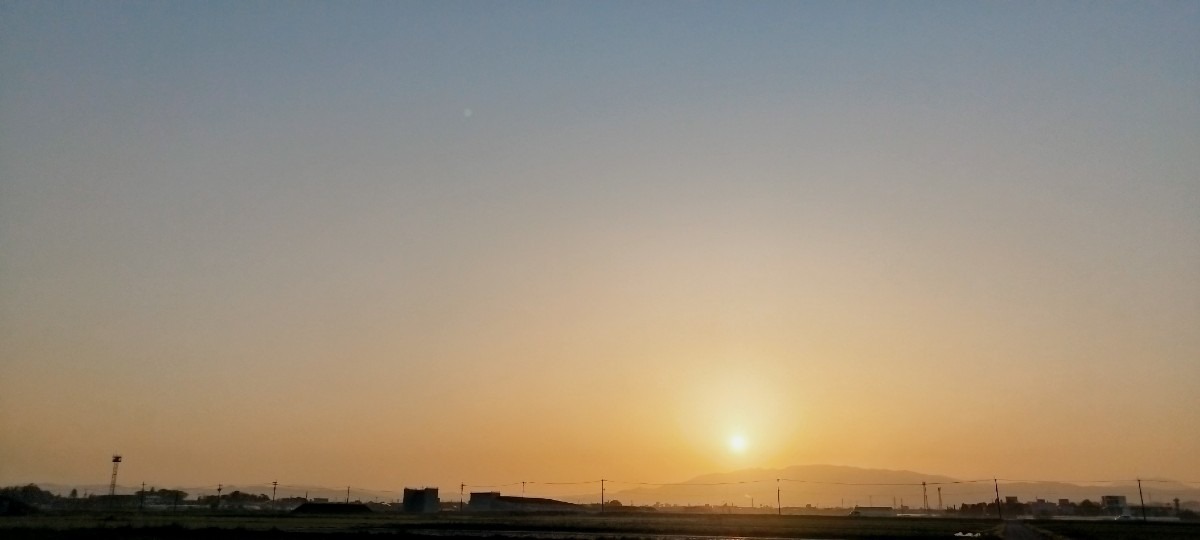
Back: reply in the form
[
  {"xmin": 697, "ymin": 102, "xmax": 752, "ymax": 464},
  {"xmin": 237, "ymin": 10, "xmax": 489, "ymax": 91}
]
[{"xmin": 729, "ymin": 434, "xmax": 748, "ymax": 453}]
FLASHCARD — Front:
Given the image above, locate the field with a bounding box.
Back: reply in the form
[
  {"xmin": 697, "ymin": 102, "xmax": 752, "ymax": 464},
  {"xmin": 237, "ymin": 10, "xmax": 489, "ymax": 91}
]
[
  {"xmin": 0, "ymin": 511, "xmax": 1003, "ymax": 540},
  {"xmin": 3, "ymin": 511, "xmax": 1002, "ymax": 539},
  {"xmin": 4, "ymin": 512, "xmax": 1199, "ymax": 539},
  {"xmin": 1023, "ymin": 518, "xmax": 1200, "ymax": 540}
]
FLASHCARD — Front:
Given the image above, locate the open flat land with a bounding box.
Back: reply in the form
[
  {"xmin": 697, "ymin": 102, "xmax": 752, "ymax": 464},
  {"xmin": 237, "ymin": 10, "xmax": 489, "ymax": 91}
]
[
  {"xmin": 2, "ymin": 512, "xmax": 996, "ymax": 539},
  {"xmin": 3, "ymin": 513, "xmax": 1198, "ymax": 539},
  {"xmin": 1022, "ymin": 518, "xmax": 1200, "ymax": 540}
]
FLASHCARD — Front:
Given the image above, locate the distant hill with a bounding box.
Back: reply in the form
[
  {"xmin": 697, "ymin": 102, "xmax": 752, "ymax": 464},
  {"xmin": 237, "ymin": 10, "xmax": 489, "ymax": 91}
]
[
  {"xmin": 18, "ymin": 466, "xmax": 1200, "ymax": 510},
  {"xmin": 609, "ymin": 465, "xmax": 1200, "ymax": 509}
]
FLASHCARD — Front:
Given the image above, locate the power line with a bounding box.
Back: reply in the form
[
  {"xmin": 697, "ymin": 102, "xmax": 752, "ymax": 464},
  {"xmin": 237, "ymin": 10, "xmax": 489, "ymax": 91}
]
[
  {"xmin": 995, "ymin": 478, "xmax": 1134, "ymax": 484},
  {"xmin": 610, "ymin": 479, "xmax": 769, "ymax": 486},
  {"xmin": 462, "ymin": 482, "xmax": 524, "ymax": 489},
  {"xmin": 779, "ymin": 478, "xmax": 991, "ymax": 487},
  {"xmin": 533, "ymin": 480, "xmax": 603, "ymax": 485},
  {"xmin": 157, "ymin": 475, "xmax": 1200, "ymax": 506}
]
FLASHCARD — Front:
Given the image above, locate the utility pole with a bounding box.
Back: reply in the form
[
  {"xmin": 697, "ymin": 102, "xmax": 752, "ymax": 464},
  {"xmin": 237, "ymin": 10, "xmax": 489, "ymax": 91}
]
[
  {"xmin": 1138, "ymin": 479, "xmax": 1147, "ymax": 522},
  {"xmin": 922, "ymin": 482, "xmax": 928, "ymax": 511},
  {"xmin": 600, "ymin": 479, "xmax": 606, "ymax": 513},
  {"xmin": 217, "ymin": 484, "xmax": 223, "ymax": 510},
  {"xmin": 460, "ymin": 483, "xmax": 465, "ymax": 512},
  {"xmin": 346, "ymin": 486, "xmax": 350, "ymax": 504},
  {"xmin": 271, "ymin": 481, "xmax": 278, "ymax": 504},
  {"xmin": 139, "ymin": 482, "xmax": 146, "ymax": 511},
  {"xmin": 993, "ymin": 479, "xmax": 1003, "ymax": 520},
  {"xmin": 938, "ymin": 487, "xmax": 943, "ymax": 511},
  {"xmin": 522, "ymin": 481, "xmax": 526, "ymax": 495},
  {"xmin": 776, "ymin": 479, "xmax": 781, "ymax": 515}
]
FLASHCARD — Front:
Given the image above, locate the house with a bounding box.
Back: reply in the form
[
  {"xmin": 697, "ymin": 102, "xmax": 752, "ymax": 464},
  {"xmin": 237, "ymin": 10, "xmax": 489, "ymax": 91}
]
[
  {"xmin": 1030, "ymin": 499, "xmax": 1057, "ymax": 516},
  {"xmin": 1101, "ymin": 495, "xmax": 1128, "ymax": 515}
]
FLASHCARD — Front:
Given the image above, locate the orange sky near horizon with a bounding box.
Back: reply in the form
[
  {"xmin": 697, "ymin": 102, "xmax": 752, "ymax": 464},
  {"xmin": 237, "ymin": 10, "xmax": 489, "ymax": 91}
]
[{"xmin": 1, "ymin": 3, "xmax": 1197, "ymax": 495}]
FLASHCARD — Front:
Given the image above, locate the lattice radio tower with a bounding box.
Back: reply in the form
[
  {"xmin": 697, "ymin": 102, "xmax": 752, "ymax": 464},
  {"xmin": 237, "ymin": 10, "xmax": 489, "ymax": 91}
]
[{"xmin": 109, "ymin": 454, "xmax": 122, "ymax": 496}]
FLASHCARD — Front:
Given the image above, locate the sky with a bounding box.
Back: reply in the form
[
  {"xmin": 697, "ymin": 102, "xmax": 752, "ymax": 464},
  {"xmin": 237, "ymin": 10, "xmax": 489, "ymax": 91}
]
[{"xmin": 1, "ymin": 1, "xmax": 1198, "ymax": 498}]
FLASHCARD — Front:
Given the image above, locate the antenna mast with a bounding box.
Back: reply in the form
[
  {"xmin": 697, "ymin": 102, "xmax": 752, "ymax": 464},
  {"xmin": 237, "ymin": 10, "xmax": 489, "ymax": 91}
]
[{"xmin": 109, "ymin": 455, "xmax": 123, "ymax": 496}]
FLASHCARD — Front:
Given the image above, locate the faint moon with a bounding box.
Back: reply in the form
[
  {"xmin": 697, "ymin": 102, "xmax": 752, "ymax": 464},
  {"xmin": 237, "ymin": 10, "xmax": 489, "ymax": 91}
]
[{"xmin": 463, "ymin": 108, "xmax": 473, "ymax": 118}]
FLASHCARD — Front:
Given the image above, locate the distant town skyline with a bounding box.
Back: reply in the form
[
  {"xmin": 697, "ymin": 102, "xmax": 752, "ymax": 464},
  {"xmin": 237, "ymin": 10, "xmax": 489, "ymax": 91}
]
[
  {"xmin": 13, "ymin": 463, "xmax": 1200, "ymax": 512},
  {"xmin": 2, "ymin": 2, "xmax": 1197, "ymax": 493}
]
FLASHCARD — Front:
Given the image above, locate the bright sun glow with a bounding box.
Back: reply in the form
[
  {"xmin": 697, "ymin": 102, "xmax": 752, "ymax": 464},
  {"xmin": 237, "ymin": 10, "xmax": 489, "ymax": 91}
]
[{"xmin": 729, "ymin": 435, "xmax": 747, "ymax": 453}]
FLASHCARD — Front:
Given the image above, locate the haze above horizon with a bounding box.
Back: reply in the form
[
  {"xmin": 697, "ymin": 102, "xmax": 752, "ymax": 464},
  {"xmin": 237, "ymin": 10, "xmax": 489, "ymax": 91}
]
[{"xmin": 1, "ymin": 2, "xmax": 1197, "ymax": 492}]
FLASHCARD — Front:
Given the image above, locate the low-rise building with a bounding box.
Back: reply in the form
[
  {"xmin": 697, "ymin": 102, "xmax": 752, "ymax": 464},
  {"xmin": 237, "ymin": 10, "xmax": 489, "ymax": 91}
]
[
  {"xmin": 849, "ymin": 506, "xmax": 895, "ymax": 517},
  {"xmin": 468, "ymin": 492, "xmax": 581, "ymax": 512},
  {"xmin": 1101, "ymin": 495, "xmax": 1128, "ymax": 515},
  {"xmin": 403, "ymin": 488, "xmax": 439, "ymax": 513},
  {"xmin": 1030, "ymin": 499, "xmax": 1057, "ymax": 516}
]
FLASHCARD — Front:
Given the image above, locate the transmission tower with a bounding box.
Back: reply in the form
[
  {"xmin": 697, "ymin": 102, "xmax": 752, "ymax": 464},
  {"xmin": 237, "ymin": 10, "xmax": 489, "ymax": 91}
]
[{"xmin": 109, "ymin": 455, "xmax": 123, "ymax": 496}]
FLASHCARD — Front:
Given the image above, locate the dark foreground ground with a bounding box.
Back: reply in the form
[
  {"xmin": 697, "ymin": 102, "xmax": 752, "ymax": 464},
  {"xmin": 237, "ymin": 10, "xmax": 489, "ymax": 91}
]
[
  {"xmin": 2, "ymin": 512, "xmax": 1197, "ymax": 539},
  {"xmin": 1021, "ymin": 518, "xmax": 1200, "ymax": 540}
]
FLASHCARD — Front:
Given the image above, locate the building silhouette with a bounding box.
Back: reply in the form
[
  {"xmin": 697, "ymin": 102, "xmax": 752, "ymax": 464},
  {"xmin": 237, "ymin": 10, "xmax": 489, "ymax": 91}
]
[
  {"xmin": 468, "ymin": 492, "xmax": 581, "ymax": 512},
  {"xmin": 403, "ymin": 488, "xmax": 439, "ymax": 513}
]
